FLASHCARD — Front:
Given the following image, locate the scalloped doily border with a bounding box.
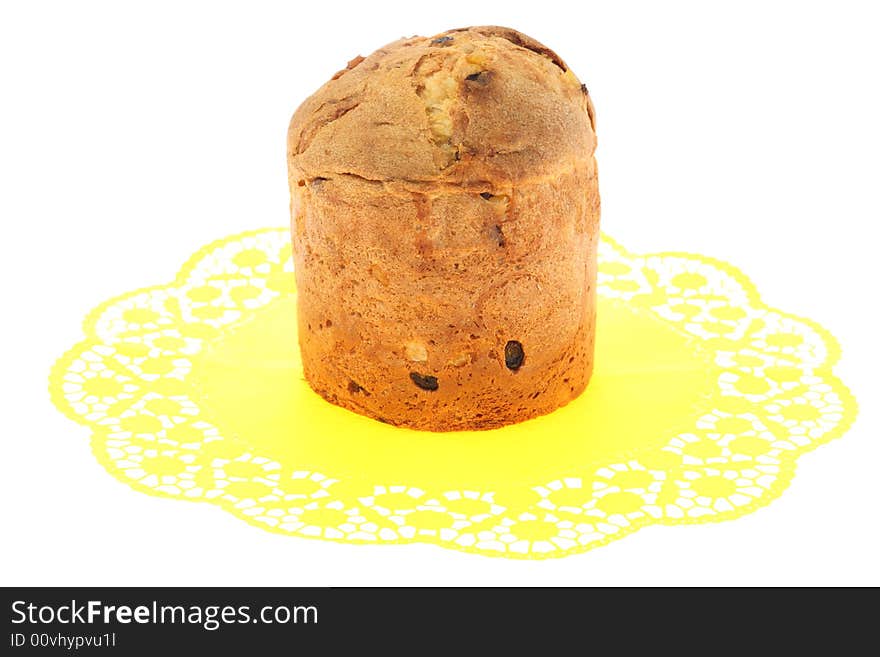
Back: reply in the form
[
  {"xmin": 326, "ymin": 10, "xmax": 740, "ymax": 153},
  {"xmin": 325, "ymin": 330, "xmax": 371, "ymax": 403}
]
[{"xmin": 49, "ymin": 229, "xmax": 858, "ymax": 559}]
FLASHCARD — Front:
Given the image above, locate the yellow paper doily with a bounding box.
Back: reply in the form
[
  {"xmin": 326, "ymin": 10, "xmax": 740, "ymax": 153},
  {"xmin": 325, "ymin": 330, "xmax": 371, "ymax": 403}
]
[{"xmin": 49, "ymin": 228, "xmax": 857, "ymax": 559}]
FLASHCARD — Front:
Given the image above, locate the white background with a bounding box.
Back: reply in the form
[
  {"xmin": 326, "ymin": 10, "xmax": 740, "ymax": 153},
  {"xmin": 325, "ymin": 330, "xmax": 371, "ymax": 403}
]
[{"xmin": 1, "ymin": 0, "xmax": 878, "ymax": 586}]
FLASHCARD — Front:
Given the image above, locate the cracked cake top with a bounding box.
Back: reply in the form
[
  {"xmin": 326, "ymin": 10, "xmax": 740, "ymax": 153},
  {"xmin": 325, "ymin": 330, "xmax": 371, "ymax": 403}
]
[{"xmin": 287, "ymin": 26, "xmax": 596, "ymax": 187}]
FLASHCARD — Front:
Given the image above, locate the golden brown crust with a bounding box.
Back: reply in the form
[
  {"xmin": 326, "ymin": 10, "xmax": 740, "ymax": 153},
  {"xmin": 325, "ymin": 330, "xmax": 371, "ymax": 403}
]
[
  {"xmin": 288, "ymin": 26, "xmax": 596, "ymax": 185},
  {"xmin": 288, "ymin": 27, "xmax": 599, "ymax": 431}
]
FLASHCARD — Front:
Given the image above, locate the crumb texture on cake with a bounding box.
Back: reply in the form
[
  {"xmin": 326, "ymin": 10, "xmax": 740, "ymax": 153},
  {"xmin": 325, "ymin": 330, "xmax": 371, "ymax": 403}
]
[{"xmin": 288, "ymin": 26, "xmax": 600, "ymax": 431}]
